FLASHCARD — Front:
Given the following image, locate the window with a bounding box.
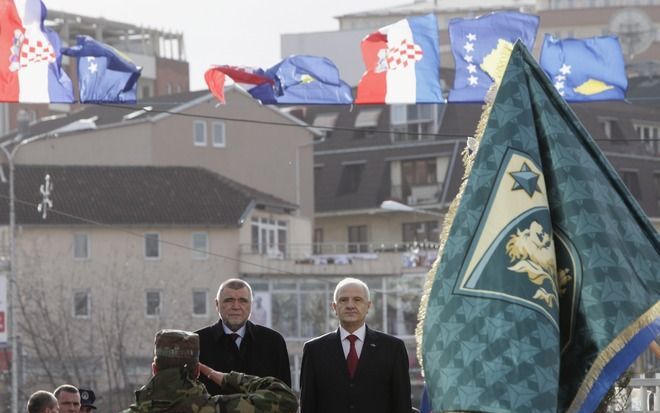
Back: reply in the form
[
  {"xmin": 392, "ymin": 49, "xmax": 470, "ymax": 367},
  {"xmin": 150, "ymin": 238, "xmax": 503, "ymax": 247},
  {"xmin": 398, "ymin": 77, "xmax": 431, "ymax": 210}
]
[
  {"xmin": 192, "ymin": 232, "xmax": 209, "ymax": 260},
  {"xmin": 620, "ymin": 170, "xmax": 641, "ymax": 199},
  {"xmin": 212, "ymin": 121, "xmax": 226, "ymax": 147},
  {"xmin": 145, "ymin": 290, "xmax": 161, "ymax": 317},
  {"xmin": 403, "ymin": 221, "xmax": 440, "ymax": 243},
  {"xmin": 600, "ymin": 118, "xmax": 624, "ymax": 141},
  {"xmin": 655, "ymin": 172, "xmax": 660, "ymax": 207},
  {"xmin": 354, "ymin": 109, "xmax": 381, "ymax": 139},
  {"xmin": 193, "ymin": 120, "xmax": 207, "ymax": 146},
  {"xmin": 251, "ymin": 217, "xmax": 288, "ymax": 256},
  {"xmin": 313, "ymin": 228, "xmax": 324, "ymax": 254},
  {"xmin": 337, "ymin": 162, "xmax": 365, "ymax": 194},
  {"xmin": 391, "ymin": 104, "xmax": 437, "ymax": 141},
  {"xmin": 314, "ymin": 165, "xmax": 323, "ymax": 190},
  {"xmin": 73, "ymin": 233, "xmax": 89, "ymax": 259},
  {"xmin": 73, "ymin": 290, "xmax": 91, "ymax": 318},
  {"xmin": 144, "ymin": 233, "xmax": 160, "ymax": 259},
  {"xmin": 313, "ymin": 113, "xmax": 339, "ymax": 138},
  {"xmin": 192, "ymin": 290, "xmax": 208, "ymax": 316},
  {"xmin": 348, "ymin": 225, "xmax": 368, "ymax": 253},
  {"xmin": 634, "ymin": 124, "xmax": 660, "ymax": 154}
]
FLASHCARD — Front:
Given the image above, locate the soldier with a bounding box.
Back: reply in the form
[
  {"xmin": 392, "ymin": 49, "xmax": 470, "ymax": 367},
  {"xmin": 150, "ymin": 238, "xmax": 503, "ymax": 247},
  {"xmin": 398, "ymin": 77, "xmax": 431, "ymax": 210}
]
[
  {"xmin": 27, "ymin": 391, "xmax": 59, "ymax": 413},
  {"xmin": 119, "ymin": 329, "xmax": 298, "ymax": 413},
  {"xmin": 78, "ymin": 389, "xmax": 97, "ymax": 413}
]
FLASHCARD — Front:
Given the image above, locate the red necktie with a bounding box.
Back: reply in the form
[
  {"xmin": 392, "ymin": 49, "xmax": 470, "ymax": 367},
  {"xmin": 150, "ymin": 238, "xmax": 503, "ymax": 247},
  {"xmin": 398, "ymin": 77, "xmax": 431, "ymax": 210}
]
[{"xmin": 346, "ymin": 334, "xmax": 358, "ymax": 378}]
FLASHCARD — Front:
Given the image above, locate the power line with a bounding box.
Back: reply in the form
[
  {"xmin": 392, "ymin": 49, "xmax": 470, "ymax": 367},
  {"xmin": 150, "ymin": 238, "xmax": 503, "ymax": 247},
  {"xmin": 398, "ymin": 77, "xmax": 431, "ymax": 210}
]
[
  {"xmin": 96, "ymin": 102, "xmax": 660, "ymax": 143},
  {"xmin": 0, "ymin": 192, "xmax": 304, "ymax": 276}
]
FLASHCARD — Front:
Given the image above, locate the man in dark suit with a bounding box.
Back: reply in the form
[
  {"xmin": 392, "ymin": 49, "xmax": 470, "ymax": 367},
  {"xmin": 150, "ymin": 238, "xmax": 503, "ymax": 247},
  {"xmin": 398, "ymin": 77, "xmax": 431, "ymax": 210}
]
[
  {"xmin": 196, "ymin": 278, "xmax": 291, "ymax": 395},
  {"xmin": 300, "ymin": 277, "xmax": 412, "ymax": 413}
]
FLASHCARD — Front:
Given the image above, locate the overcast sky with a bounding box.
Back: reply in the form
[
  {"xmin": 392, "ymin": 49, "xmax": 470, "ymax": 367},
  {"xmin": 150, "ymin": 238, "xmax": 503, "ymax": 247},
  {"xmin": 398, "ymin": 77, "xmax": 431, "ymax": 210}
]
[{"xmin": 44, "ymin": 0, "xmax": 406, "ymax": 90}]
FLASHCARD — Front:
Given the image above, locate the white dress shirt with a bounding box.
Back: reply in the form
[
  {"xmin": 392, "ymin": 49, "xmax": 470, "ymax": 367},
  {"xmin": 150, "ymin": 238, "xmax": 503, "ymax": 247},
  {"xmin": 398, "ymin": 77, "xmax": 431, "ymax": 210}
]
[
  {"xmin": 223, "ymin": 323, "xmax": 246, "ymax": 348},
  {"xmin": 339, "ymin": 324, "xmax": 366, "ymax": 358}
]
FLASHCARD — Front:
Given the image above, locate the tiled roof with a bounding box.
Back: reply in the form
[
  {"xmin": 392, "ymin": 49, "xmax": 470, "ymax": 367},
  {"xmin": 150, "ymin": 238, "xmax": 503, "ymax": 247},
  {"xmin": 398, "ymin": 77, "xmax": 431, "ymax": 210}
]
[{"xmin": 0, "ymin": 165, "xmax": 295, "ymax": 226}]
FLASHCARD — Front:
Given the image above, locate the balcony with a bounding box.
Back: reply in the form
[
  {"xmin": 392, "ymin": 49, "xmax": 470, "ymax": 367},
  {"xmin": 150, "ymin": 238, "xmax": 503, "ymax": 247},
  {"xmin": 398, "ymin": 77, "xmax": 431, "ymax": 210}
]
[
  {"xmin": 238, "ymin": 242, "xmax": 439, "ymax": 276},
  {"xmin": 390, "ymin": 182, "xmax": 443, "ymax": 206}
]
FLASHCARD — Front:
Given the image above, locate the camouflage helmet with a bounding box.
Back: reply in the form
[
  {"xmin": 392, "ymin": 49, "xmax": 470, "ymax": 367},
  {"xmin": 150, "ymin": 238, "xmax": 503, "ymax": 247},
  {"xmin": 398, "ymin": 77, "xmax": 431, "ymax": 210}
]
[{"xmin": 153, "ymin": 329, "xmax": 199, "ymax": 369}]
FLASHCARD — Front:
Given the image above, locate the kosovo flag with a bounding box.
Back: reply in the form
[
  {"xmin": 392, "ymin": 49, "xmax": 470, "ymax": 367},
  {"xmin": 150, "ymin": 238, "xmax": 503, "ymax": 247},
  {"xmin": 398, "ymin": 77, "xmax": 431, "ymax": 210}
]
[
  {"xmin": 62, "ymin": 35, "xmax": 142, "ymax": 103},
  {"xmin": 418, "ymin": 41, "xmax": 659, "ymax": 412},
  {"xmin": 540, "ymin": 34, "xmax": 627, "ymax": 102},
  {"xmin": 447, "ymin": 11, "xmax": 539, "ymax": 102}
]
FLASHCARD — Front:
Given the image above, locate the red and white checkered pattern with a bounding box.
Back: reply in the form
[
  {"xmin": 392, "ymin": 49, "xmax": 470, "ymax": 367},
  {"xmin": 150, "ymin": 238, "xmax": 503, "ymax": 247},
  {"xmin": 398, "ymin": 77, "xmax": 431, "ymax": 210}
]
[
  {"xmin": 386, "ymin": 39, "xmax": 423, "ymax": 70},
  {"xmin": 19, "ymin": 37, "xmax": 55, "ymax": 68}
]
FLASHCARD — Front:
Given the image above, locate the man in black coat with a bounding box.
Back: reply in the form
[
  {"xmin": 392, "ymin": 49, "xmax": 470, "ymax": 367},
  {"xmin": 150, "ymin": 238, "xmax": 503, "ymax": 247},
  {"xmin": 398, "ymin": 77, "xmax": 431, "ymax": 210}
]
[
  {"xmin": 299, "ymin": 277, "xmax": 412, "ymax": 413},
  {"xmin": 196, "ymin": 278, "xmax": 291, "ymax": 395}
]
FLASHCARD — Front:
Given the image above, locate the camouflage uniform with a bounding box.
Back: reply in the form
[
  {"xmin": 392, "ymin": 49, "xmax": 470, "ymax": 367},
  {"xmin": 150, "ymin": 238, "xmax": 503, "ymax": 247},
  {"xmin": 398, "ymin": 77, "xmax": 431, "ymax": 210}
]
[
  {"xmin": 119, "ymin": 367, "xmax": 298, "ymax": 413},
  {"xmin": 119, "ymin": 329, "xmax": 298, "ymax": 413}
]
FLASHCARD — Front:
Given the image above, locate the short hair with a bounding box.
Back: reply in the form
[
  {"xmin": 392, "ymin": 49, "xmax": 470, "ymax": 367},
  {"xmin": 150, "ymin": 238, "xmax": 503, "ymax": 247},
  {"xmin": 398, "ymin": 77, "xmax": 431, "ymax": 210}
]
[
  {"xmin": 53, "ymin": 384, "xmax": 79, "ymax": 399},
  {"xmin": 27, "ymin": 391, "xmax": 57, "ymax": 413},
  {"xmin": 217, "ymin": 278, "xmax": 252, "ymax": 300},
  {"xmin": 333, "ymin": 277, "xmax": 370, "ymax": 303}
]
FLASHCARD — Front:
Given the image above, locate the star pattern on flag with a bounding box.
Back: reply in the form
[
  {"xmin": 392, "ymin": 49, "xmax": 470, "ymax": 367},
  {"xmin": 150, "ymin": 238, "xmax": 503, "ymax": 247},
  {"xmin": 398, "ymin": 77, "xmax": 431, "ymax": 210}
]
[
  {"xmin": 552, "ymin": 63, "xmax": 572, "ymax": 96},
  {"xmin": 87, "ymin": 57, "xmax": 98, "ymax": 74},
  {"xmin": 463, "ymin": 33, "xmax": 479, "ymax": 87}
]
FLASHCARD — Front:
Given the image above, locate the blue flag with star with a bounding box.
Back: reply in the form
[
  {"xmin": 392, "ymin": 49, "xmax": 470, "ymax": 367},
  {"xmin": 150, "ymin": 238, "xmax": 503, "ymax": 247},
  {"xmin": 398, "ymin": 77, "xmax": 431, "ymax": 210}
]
[
  {"xmin": 540, "ymin": 34, "xmax": 628, "ymax": 102},
  {"xmin": 62, "ymin": 35, "xmax": 142, "ymax": 103},
  {"xmin": 419, "ymin": 41, "xmax": 659, "ymax": 413},
  {"xmin": 447, "ymin": 11, "xmax": 539, "ymax": 102}
]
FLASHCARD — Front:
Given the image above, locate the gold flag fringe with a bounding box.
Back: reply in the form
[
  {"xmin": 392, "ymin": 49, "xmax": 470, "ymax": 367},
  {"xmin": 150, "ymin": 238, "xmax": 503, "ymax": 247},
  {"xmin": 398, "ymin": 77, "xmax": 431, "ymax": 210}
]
[
  {"xmin": 566, "ymin": 301, "xmax": 660, "ymax": 413},
  {"xmin": 414, "ymin": 47, "xmax": 513, "ymax": 372}
]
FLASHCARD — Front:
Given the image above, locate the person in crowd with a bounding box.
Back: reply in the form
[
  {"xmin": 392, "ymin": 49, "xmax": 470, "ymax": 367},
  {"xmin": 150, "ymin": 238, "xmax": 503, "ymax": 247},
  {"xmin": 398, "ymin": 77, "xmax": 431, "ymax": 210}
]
[
  {"xmin": 78, "ymin": 389, "xmax": 96, "ymax": 413},
  {"xmin": 53, "ymin": 385, "xmax": 80, "ymax": 413},
  {"xmin": 27, "ymin": 391, "xmax": 59, "ymax": 413},
  {"xmin": 299, "ymin": 277, "xmax": 412, "ymax": 413},
  {"xmin": 196, "ymin": 278, "xmax": 291, "ymax": 394},
  {"xmin": 119, "ymin": 329, "xmax": 297, "ymax": 413}
]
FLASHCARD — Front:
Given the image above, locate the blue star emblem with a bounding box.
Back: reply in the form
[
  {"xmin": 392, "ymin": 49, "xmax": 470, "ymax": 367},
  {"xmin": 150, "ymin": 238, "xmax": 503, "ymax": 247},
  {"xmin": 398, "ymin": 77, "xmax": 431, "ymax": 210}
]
[{"xmin": 510, "ymin": 163, "xmax": 541, "ymax": 197}]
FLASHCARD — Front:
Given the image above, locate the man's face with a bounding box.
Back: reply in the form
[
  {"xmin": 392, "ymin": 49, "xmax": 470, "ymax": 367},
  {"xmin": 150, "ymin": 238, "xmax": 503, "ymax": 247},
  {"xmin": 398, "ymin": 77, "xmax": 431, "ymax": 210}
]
[
  {"xmin": 332, "ymin": 283, "xmax": 371, "ymax": 332},
  {"xmin": 56, "ymin": 392, "xmax": 80, "ymax": 413},
  {"xmin": 217, "ymin": 286, "xmax": 251, "ymax": 331}
]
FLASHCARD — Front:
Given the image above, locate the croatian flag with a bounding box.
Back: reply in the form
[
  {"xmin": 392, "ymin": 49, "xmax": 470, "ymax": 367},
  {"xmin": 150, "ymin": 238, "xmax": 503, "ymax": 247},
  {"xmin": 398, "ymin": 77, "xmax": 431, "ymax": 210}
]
[
  {"xmin": 0, "ymin": 0, "xmax": 74, "ymax": 103},
  {"xmin": 205, "ymin": 65, "xmax": 274, "ymax": 104},
  {"xmin": 355, "ymin": 14, "xmax": 442, "ymax": 104}
]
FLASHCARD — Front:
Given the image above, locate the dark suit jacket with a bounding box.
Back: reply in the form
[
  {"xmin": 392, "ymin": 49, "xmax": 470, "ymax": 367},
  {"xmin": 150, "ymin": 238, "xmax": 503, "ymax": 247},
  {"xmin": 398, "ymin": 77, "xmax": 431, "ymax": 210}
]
[
  {"xmin": 196, "ymin": 319, "xmax": 291, "ymax": 394},
  {"xmin": 300, "ymin": 325, "xmax": 412, "ymax": 413}
]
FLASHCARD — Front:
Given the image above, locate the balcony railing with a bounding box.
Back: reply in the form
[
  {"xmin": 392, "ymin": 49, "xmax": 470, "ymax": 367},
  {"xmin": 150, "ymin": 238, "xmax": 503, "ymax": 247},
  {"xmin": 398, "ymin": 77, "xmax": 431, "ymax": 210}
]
[
  {"xmin": 390, "ymin": 182, "xmax": 443, "ymax": 206},
  {"xmin": 238, "ymin": 242, "xmax": 439, "ymax": 275}
]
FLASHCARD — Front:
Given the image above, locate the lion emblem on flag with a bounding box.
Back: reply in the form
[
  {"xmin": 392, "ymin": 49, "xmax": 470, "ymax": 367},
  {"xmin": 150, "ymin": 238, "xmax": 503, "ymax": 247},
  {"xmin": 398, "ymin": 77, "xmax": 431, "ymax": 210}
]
[{"xmin": 505, "ymin": 220, "xmax": 572, "ymax": 308}]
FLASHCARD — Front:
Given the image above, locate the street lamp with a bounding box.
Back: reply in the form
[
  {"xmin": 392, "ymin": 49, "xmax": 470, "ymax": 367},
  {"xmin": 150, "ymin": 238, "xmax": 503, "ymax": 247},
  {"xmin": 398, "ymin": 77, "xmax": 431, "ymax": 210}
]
[
  {"xmin": 0, "ymin": 126, "xmax": 51, "ymax": 413},
  {"xmin": 380, "ymin": 200, "xmax": 442, "ymax": 217}
]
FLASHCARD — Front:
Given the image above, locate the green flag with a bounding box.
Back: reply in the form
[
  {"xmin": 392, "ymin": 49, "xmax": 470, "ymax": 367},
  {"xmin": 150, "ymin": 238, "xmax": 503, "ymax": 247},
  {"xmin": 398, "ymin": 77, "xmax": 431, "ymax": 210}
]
[{"xmin": 418, "ymin": 41, "xmax": 659, "ymax": 413}]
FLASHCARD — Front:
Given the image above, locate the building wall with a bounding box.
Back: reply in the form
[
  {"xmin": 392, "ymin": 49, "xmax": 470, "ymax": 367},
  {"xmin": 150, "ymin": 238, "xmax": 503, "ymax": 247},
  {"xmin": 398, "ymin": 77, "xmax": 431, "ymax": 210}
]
[
  {"xmin": 155, "ymin": 58, "xmax": 191, "ymax": 95},
  {"xmin": 14, "ymin": 122, "xmax": 155, "ymax": 165},
  {"xmin": 150, "ymin": 90, "xmax": 317, "ymax": 219},
  {"xmin": 12, "ymin": 205, "xmax": 308, "ymax": 407}
]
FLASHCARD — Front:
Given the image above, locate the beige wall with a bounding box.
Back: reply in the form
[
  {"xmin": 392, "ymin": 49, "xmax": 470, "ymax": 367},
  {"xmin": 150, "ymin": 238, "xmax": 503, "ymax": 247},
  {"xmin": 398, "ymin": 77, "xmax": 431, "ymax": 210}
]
[
  {"xmin": 151, "ymin": 90, "xmax": 316, "ymax": 218},
  {"xmin": 13, "ymin": 91, "xmax": 317, "ymax": 221},
  {"xmin": 15, "ymin": 122, "xmax": 155, "ymax": 165}
]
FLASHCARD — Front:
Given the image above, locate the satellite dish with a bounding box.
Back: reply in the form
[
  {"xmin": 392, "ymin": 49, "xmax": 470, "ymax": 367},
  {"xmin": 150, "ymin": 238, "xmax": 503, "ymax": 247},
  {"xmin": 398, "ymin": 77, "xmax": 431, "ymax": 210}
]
[{"xmin": 609, "ymin": 8, "xmax": 655, "ymax": 59}]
